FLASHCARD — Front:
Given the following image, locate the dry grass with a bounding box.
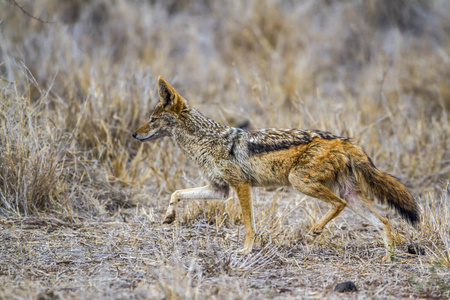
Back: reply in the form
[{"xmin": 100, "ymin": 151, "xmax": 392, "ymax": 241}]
[{"xmin": 0, "ymin": 0, "xmax": 449, "ymax": 298}]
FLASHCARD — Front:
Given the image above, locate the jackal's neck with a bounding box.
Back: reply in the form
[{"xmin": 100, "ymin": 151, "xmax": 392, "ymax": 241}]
[
  {"xmin": 171, "ymin": 106, "xmax": 231, "ymax": 163},
  {"xmin": 177, "ymin": 106, "xmax": 226, "ymax": 134}
]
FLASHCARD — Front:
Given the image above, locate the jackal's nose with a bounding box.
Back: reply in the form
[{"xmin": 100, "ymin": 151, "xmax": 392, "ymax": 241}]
[{"xmin": 132, "ymin": 132, "xmax": 137, "ymax": 139}]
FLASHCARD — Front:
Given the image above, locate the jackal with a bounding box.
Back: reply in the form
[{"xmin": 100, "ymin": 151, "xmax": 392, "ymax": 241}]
[{"xmin": 133, "ymin": 76, "xmax": 420, "ymax": 259}]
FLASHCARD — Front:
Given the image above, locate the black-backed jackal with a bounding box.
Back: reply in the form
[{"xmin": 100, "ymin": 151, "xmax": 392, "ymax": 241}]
[{"xmin": 133, "ymin": 76, "xmax": 420, "ymax": 260}]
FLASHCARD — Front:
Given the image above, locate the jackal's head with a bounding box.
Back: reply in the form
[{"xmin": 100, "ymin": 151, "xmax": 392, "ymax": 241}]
[{"xmin": 132, "ymin": 76, "xmax": 185, "ymax": 142}]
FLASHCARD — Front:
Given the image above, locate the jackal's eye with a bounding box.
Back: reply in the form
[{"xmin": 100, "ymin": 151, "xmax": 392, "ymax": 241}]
[{"xmin": 150, "ymin": 117, "xmax": 157, "ymax": 123}]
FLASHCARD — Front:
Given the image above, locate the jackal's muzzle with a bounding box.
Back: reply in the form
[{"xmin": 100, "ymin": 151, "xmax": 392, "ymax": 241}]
[{"xmin": 132, "ymin": 132, "xmax": 157, "ymax": 142}]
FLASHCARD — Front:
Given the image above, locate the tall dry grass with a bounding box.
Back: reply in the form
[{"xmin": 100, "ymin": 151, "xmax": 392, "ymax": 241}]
[
  {"xmin": 0, "ymin": 0, "xmax": 449, "ymax": 297},
  {"xmin": 1, "ymin": 0, "xmax": 448, "ymax": 217}
]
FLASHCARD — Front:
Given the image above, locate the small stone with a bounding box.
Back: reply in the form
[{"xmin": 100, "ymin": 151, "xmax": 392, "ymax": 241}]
[
  {"xmin": 334, "ymin": 281, "xmax": 357, "ymax": 293},
  {"xmin": 277, "ymin": 287, "xmax": 292, "ymax": 293},
  {"xmin": 407, "ymin": 244, "xmax": 425, "ymax": 255}
]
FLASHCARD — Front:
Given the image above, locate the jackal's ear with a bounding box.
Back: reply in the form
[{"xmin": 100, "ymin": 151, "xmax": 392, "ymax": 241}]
[{"xmin": 158, "ymin": 76, "xmax": 184, "ymax": 115}]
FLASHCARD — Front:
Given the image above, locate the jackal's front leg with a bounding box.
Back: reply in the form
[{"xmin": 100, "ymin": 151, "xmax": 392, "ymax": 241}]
[
  {"xmin": 162, "ymin": 185, "xmax": 229, "ymax": 224},
  {"xmin": 232, "ymin": 183, "xmax": 255, "ymax": 254}
]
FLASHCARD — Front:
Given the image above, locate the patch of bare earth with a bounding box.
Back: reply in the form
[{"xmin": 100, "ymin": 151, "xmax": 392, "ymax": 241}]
[{"xmin": 1, "ymin": 189, "xmax": 449, "ymax": 299}]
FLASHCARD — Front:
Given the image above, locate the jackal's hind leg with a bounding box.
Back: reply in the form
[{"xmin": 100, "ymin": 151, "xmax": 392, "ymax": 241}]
[
  {"xmin": 162, "ymin": 184, "xmax": 229, "ymax": 224},
  {"xmin": 344, "ymin": 191, "xmax": 394, "ymax": 260},
  {"xmin": 368, "ymin": 211, "xmax": 394, "ymax": 261},
  {"xmin": 288, "ymin": 171, "xmax": 347, "ymax": 243}
]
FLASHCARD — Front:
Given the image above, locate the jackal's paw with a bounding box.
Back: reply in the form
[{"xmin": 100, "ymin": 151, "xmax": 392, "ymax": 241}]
[
  {"xmin": 237, "ymin": 246, "xmax": 253, "ymax": 254},
  {"xmin": 304, "ymin": 234, "xmax": 315, "ymax": 244},
  {"xmin": 382, "ymin": 253, "xmax": 395, "ymax": 262},
  {"xmin": 305, "ymin": 231, "xmax": 322, "ymax": 243},
  {"xmin": 162, "ymin": 213, "xmax": 176, "ymax": 224}
]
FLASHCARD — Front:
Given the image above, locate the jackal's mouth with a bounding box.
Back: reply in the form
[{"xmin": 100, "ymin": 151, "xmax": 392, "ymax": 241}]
[{"xmin": 134, "ymin": 132, "xmax": 157, "ymax": 142}]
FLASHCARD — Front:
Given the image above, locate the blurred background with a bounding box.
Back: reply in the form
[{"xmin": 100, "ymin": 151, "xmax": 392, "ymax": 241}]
[{"xmin": 0, "ymin": 0, "xmax": 449, "ymax": 217}]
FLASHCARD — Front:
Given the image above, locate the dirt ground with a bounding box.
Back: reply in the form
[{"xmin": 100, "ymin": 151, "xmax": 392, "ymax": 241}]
[{"xmin": 1, "ymin": 191, "xmax": 449, "ymax": 299}]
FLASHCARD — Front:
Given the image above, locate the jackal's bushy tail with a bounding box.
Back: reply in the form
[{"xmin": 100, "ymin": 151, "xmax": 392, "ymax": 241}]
[{"xmin": 352, "ymin": 153, "xmax": 420, "ymax": 224}]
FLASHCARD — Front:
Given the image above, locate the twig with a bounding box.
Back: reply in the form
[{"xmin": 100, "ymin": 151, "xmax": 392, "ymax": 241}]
[{"xmin": 6, "ymin": 0, "xmax": 54, "ymax": 24}]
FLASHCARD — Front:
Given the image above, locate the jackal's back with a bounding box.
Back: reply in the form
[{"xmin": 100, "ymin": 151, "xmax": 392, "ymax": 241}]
[
  {"xmin": 219, "ymin": 128, "xmax": 350, "ymax": 187},
  {"xmin": 244, "ymin": 128, "xmax": 349, "ymax": 156}
]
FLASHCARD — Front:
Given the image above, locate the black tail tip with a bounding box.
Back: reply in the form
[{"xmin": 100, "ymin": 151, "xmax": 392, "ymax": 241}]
[
  {"xmin": 132, "ymin": 132, "xmax": 137, "ymax": 139},
  {"xmin": 403, "ymin": 208, "xmax": 420, "ymax": 225}
]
